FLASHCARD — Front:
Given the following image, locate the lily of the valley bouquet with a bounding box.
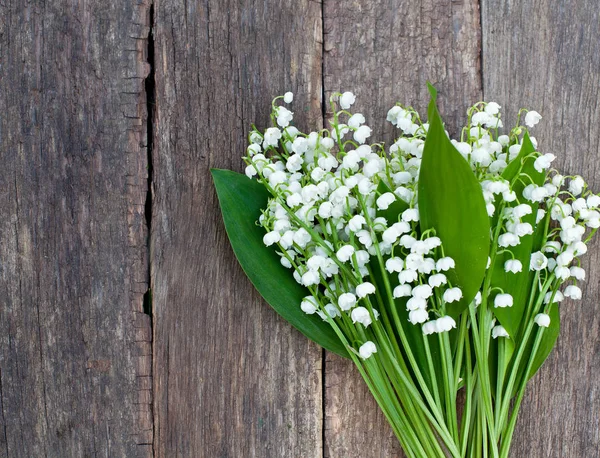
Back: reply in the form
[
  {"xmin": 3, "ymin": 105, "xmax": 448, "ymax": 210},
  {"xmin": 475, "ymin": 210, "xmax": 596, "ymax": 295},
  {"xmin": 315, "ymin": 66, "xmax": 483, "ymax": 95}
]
[{"xmin": 212, "ymin": 85, "xmax": 599, "ymax": 457}]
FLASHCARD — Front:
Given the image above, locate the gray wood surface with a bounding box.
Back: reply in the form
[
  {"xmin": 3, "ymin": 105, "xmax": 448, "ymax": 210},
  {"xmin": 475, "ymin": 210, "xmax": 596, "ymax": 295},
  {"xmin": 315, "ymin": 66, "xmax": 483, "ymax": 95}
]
[
  {"xmin": 1, "ymin": 0, "xmax": 599, "ymax": 456},
  {"xmin": 0, "ymin": 0, "xmax": 153, "ymax": 457},
  {"xmin": 482, "ymin": 1, "xmax": 600, "ymax": 456},
  {"xmin": 150, "ymin": 0, "xmax": 324, "ymax": 456}
]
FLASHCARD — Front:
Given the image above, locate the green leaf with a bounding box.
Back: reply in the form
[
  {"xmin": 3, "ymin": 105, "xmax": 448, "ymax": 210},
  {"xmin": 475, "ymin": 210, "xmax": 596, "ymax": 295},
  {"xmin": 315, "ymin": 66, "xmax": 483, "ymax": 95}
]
[
  {"xmin": 211, "ymin": 169, "xmax": 349, "ymax": 358},
  {"xmin": 492, "ymin": 133, "xmax": 546, "ymax": 338},
  {"xmin": 418, "ymin": 88, "xmax": 491, "ymax": 317}
]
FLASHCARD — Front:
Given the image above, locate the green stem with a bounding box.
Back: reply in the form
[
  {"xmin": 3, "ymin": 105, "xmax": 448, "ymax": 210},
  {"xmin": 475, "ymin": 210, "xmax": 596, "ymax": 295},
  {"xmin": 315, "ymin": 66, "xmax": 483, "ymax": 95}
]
[
  {"xmin": 469, "ymin": 304, "xmax": 499, "ymax": 458},
  {"xmin": 356, "ymin": 197, "xmax": 459, "ymax": 453},
  {"xmin": 496, "ymin": 274, "xmax": 555, "ymax": 433},
  {"xmin": 499, "ymin": 328, "xmax": 546, "ymax": 458},
  {"xmin": 439, "ymin": 331, "xmax": 459, "ymax": 442}
]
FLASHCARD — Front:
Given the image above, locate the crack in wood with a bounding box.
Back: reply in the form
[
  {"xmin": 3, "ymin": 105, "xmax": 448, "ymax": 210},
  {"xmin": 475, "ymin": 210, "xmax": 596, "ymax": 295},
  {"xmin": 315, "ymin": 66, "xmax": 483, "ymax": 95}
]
[{"xmin": 143, "ymin": 3, "xmax": 156, "ymax": 457}]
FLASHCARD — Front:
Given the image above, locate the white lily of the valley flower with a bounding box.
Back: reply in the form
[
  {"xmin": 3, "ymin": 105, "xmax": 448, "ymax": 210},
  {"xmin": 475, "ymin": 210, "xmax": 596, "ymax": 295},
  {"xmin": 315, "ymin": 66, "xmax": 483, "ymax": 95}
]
[
  {"xmin": 494, "ymin": 293, "xmax": 513, "ymax": 308},
  {"xmin": 570, "ymin": 266, "xmax": 586, "ymax": 280},
  {"xmin": 263, "ymin": 127, "xmax": 282, "ymax": 147},
  {"xmin": 276, "ymin": 106, "xmax": 293, "ymax": 128},
  {"xmin": 533, "ymin": 153, "xmax": 555, "ymax": 172},
  {"xmin": 534, "ymin": 313, "xmax": 551, "ymax": 327},
  {"xmin": 525, "ymin": 110, "xmax": 542, "ymax": 127},
  {"xmin": 339, "ymin": 91, "xmax": 356, "ymax": 109},
  {"xmin": 338, "ymin": 293, "xmax": 357, "ymax": 311},
  {"xmin": 569, "ymin": 176, "xmax": 585, "ymax": 196},
  {"xmin": 351, "ymin": 307, "xmax": 372, "ymax": 327},
  {"xmin": 348, "ymin": 215, "xmax": 367, "ymax": 232},
  {"xmin": 354, "ymin": 125, "xmax": 372, "ymax": 144},
  {"xmin": 530, "ymin": 252, "xmax": 548, "ymax": 271},
  {"xmin": 402, "ymin": 208, "xmax": 419, "ymax": 222},
  {"xmin": 443, "ymin": 288, "xmax": 462, "ymax": 303},
  {"xmin": 263, "ymin": 231, "xmax": 281, "ymax": 246},
  {"xmin": 499, "ymin": 233, "xmax": 520, "ymax": 248},
  {"xmin": 301, "ymin": 296, "xmax": 318, "ymax": 314},
  {"xmin": 428, "ymin": 273, "xmax": 447, "ymax": 288},
  {"xmin": 504, "ymin": 259, "xmax": 523, "ymax": 273},
  {"xmin": 436, "ymin": 257, "xmax": 455, "ymax": 271},
  {"xmin": 359, "ymin": 341, "xmax": 377, "ymax": 359},
  {"xmin": 377, "ymin": 192, "xmax": 396, "ymax": 210},
  {"xmin": 336, "ymin": 245, "xmax": 355, "ymax": 263},
  {"xmin": 393, "ymin": 284, "xmax": 412, "ymax": 298},
  {"xmin": 385, "ymin": 257, "xmax": 404, "ymax": 273},
  {"xmin": 435, "ymin": 316, "xmax": 457, "ymax": 333},
  {"xmin": 412, "ymin": 284, "xmax": 433, "ymax": 300},
  {"xmin": 409, "ymin": 309, "xmax": 429, "ymax": 324},
  {"xmin": 356, "ymin": 282, "xmax": 376, "ymax": 298},
  {"xmin": 348, "ymin": 113, "xmax": 365, "ymax": 128},
  {"xmin": 564, "ymin": 285, "xmax": 582, "ymax": 300},
  {"xmin": 492, "ymin": 325, "xmax": 509, "ymax": 339}
]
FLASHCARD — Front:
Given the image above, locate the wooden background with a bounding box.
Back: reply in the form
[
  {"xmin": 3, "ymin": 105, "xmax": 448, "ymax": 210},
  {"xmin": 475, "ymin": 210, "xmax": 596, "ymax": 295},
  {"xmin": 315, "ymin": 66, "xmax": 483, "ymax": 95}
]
[{"xmin": 1, "ymin": 0, "xmax": 598, "ymax": 456}]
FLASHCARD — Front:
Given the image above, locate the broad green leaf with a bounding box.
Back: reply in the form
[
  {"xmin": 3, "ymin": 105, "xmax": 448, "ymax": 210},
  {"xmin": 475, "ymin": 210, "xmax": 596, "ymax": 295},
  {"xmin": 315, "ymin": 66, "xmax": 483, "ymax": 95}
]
[
  {"xmin": 418, "ymin": 84, "xmax": 491, "ymax": 317},
  {"xmin": 211, "ymin": 169, "xmax": 349, "ymax": 358},
  {"xmin": 376, "ymin": 181, "xmax": 409, "ymax": 224},
  {"xmin": 492, "ymin": 133, "xmax": 546, "ymax": 338}
]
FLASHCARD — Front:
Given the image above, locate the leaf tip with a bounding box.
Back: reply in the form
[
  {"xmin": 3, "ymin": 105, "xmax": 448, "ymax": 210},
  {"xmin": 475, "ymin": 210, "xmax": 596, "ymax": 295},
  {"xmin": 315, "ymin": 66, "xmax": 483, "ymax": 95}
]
[{"xmin": 427, "ymin": 82, "xmax": 438, "ymax": 100}]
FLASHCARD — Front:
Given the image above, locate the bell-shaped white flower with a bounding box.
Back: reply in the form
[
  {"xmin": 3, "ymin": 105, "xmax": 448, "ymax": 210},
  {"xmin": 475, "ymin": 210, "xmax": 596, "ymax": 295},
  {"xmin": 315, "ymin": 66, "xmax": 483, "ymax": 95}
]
[
  {"xmin": 336, "ymin": 245, "xmax": 355, "ymax": 263},
  {"xmin": 492, "ymin": 325, "xmax": 509, "ymax": 339},
  {"xmin": 534, "ymin": 313, "xmax": 551, "ymax": 327},
  {"xmin": 376, "ymin": 192, "xmax": 396, "ymax": 210},
  {"xmin": 351, "ymin": 306, "xmax": 372, "ymax": 327},
  {"xmin": 524, "ymin": 110, "xmax": 542, "ymax": 127},
  {"xmin": 428, "ymin": 273, "xmax": 447, "ymax": 288},
  {"xmin": 359, "ymin": 341, "xmax": 377, "ymax": 359},
  {"xmin": 436, "ymin": 257, "xmax": 455, "ymax": 271},
  {"xmin": 443, "ymin": 288, "xmax": 463, "ymax": 303},
  {"xmin": 393, "ymin": 284, "xmax": 412, "ymax": 298},
  {"xmin": 301, "ymin": 296, "xmax": 319, "ymax": 314},
  {"xmin": 494, "ymin": 293, "xmax": 513, "ymax": 308},
  {"xmin": 409, "ymin": 308, "xmax": 429, "ymax": 324},
  {"xmin": 530, "ymin": 252, "xmax": 548, "ymax": 271},
  {"xmin": 504, "ymin": 259, "xmax": 522, "ymax": 273},
  {"xmin": 435, "ymin": 316, "xmax": 457, "ymax": 332},
  {"xmin": 339, "ymin": 91, "xmax": 356, "ymax": 109},
  {"xmin": 564, "ymin": 285, "xmax": 582, "ymax": 300},
  {"xmin": 385, "ymin": 257, "xmax": 404, "ymax": 273},
  {"xmin": 356, "ymin": 282, "xmax": 376, "ymax": 298},
  {"xmin": 338, "ymin": 293, "xmax": 357, "ymax": 311}
]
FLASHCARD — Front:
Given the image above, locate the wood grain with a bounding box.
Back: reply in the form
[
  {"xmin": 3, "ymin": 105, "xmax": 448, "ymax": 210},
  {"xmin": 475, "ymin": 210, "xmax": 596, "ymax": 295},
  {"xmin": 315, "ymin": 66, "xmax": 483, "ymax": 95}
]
[
  {"xmin": 150, "ymin": 0, "xmax": 324, "ymax": 456},
  {"xmin": 2, "ymin": 0, "xmax": 599, "ymax": 456},
  {"xmin": 482, "ymin": 1, "xmax": 600, "ymax": 456},
  {"xmin": 0, "ymin": 0, "xmax": 153, "ymax": 457},
  {"xmin": 322, "ymin": 1, "xmax": 482, "ymax": 456}
]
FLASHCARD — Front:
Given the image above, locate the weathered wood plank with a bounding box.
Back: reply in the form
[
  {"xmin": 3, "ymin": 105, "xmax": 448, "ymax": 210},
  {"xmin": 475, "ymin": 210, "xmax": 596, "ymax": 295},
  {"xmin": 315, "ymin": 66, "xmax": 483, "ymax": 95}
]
[
  {"xmin": 482, "ymin": 2, "xmax": 600, "ymax": 456},
  {"xmin": 322, "ymin": 1, "xmax": 482, "ymax": 456},
  {"xmin": 0, "ymin": 1, "xmax": 153, "ymax": 457},
  {"xmin": 151, "ymin": 1, "xmax": 323, "ymax": 456}
]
